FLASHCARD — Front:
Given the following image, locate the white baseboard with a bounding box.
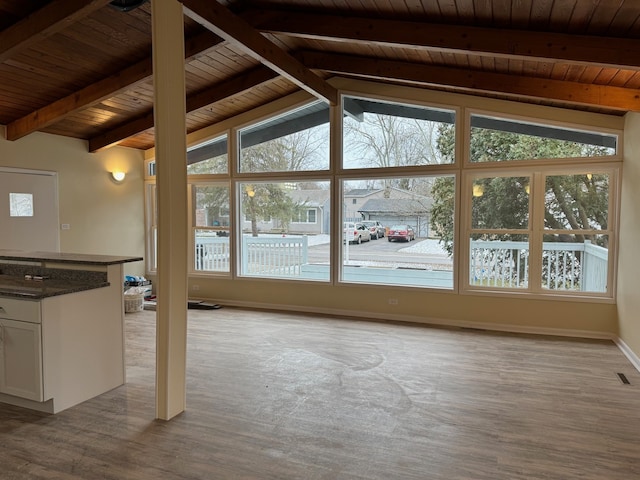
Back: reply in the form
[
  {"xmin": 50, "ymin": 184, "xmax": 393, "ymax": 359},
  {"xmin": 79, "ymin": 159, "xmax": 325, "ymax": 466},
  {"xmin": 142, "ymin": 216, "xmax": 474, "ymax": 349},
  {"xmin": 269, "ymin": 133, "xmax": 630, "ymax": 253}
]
[
  {"xmin": 614, "ymin": 337, "xmax": 640, "ymax": 373},
  {"xmin": 210, "ymin": 298, "xmax": 640, "ymax": 373}
]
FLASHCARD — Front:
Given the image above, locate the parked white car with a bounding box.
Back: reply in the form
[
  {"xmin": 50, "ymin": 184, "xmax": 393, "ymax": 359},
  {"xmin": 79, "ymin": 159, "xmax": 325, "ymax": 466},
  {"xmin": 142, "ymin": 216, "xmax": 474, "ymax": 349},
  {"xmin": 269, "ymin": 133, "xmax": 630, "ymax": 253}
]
[
  {"xmin": 343, "ymin": 222, "xmax": 371, "ymax": 244},
  {"xmin": 362, "ymin": 220, "xmax": 385, "ymax": 239}
]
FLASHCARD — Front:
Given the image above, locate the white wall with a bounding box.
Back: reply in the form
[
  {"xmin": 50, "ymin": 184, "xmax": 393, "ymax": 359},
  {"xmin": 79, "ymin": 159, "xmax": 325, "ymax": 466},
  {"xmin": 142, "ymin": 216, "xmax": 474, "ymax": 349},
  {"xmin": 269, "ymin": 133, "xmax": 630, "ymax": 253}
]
[
  {"xmin": 618, "ymin": 112, "xmax": 640, "ymax": 361},
  {"xmin": 0, "ymin": 128, "xmax": 145, "ymax": 276}
]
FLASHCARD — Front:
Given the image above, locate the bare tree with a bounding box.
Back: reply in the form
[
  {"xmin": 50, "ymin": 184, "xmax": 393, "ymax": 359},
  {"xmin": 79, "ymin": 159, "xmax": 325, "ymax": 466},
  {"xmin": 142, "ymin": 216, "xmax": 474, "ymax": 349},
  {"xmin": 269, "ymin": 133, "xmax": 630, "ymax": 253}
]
[
  {"xmin": 344, "ymin": 113, "xmax": 445, "ymax": 169},
  {"xmin": 241, "ymin": 127, "xmax": 328, "ymax": 173}
]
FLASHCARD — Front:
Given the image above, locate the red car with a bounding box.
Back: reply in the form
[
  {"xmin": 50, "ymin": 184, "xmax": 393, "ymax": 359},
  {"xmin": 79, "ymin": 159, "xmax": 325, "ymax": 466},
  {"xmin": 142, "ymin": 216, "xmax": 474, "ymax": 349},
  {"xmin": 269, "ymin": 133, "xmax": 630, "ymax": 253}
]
[{"xmin": 387, "ymin": 224, "xmax": 415, "ymax": 242}]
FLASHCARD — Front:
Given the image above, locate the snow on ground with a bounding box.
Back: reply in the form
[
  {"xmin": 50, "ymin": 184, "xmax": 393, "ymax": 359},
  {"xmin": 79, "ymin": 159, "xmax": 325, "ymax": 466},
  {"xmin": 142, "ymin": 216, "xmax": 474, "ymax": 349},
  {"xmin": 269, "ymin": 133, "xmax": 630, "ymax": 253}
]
[
  {"xmin": 399, "ymin": 238, "xmax": 449, "ymax": 255},
  {"xmin": 304, "ymin": 234, "xmax": 330, "ymax": 246},
  {"xmin": 304, "ymin": 233, "xmax": 449, "ymax": 256}
]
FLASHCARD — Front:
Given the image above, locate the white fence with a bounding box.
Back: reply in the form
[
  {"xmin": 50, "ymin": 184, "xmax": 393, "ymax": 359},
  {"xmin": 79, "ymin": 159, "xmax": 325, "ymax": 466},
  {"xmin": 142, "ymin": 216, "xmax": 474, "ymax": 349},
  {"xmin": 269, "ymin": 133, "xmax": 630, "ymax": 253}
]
[{"xmin": 469, "ymin": 240, "xmax": 608, "ymax": 292}]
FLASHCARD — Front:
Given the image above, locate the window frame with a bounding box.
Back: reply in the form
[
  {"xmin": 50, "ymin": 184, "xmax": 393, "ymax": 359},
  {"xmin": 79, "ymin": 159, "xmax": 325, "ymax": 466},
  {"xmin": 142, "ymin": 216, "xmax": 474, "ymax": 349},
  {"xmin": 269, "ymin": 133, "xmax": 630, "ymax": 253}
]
[
  {"xmin": 338, "ymin": 171, "xmax": 458, "ymax": 290},
  {"xmin": 191, "ymin": 180, "xmax": 231, "ymax": 275},
  {"xmin": 291, "ymin": 208, "xmax": 317, "ymax": 224}
]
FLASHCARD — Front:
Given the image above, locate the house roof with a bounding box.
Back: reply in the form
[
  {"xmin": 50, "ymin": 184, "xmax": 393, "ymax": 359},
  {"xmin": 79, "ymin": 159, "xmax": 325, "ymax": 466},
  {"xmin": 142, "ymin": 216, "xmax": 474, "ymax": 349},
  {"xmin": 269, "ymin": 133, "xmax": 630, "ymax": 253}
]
[
  {"xmin": 344, "ymin": 189, "xmax": 383, "ymax": 198},
  {"xmin": 359, "ymin": 198, "xmax": 432, "ymax": 215},
  {"xmin": 287, "ymin": 189, "xmax": 329, "ymax": 207},
  {"xmin": 2, "ymin": 0, "xmax": 640, "ymax": 154}
]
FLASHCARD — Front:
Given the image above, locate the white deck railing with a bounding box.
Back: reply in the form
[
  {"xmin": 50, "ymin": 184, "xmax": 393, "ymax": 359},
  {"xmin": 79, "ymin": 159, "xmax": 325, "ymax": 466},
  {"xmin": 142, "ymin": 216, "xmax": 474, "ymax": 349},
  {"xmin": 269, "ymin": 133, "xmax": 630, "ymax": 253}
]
[
  {"xmin": 195, "ymin": 235, "xmax": 230, "ymax": 272},
  {"xmin": 194, "ymin": 235, "xmax": 308, "ymax": 277},
  {"xmin": 191, "ymin": 235, "xmax": 607, "ymax": 292},
  {"xmin": 241, "ymin": 236, "xmax": 308, "ymax": 276},
  {"xmin": 470, "ymin": 240, "xmax": 608, "ymax": 292}
]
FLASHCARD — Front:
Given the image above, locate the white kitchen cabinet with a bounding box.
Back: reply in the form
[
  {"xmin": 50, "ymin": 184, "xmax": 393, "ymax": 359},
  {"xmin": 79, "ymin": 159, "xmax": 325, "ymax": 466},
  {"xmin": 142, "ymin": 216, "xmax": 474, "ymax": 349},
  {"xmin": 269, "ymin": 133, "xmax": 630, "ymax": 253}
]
[
  {"xmin": 0, "ymin": 317, "xmax": 43, "ymax": 402},
  {"xmin": 0, "ymin": 261, "xmax": 134, "ymax": 414}
]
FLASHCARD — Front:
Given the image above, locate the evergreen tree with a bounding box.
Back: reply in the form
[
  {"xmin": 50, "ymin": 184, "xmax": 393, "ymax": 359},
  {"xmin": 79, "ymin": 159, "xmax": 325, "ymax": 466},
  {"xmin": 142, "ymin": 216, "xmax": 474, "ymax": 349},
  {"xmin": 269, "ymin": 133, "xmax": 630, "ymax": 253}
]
[
  {"xmin": 431, "ymin": 124, "xmax": 610, "ymax": 256},
  {"xmin": 240, "ymin": 129, "xmax": 325, "ymax": 235}
]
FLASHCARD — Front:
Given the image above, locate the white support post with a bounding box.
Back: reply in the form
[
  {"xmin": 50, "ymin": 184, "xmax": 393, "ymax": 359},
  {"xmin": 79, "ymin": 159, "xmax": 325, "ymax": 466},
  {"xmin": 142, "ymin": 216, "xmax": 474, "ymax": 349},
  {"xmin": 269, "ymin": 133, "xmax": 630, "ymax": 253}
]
[{"xmin": 151, "ymin": 0, "xmax": 188, "ymax": 421}]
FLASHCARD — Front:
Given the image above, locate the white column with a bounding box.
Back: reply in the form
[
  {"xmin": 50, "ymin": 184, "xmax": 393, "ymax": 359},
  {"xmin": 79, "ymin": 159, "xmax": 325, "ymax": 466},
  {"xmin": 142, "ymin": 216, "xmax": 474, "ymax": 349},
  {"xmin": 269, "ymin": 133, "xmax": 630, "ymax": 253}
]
[{"xmin": 151, "ymin": 0, "xmax": 188, "ymax": 420}]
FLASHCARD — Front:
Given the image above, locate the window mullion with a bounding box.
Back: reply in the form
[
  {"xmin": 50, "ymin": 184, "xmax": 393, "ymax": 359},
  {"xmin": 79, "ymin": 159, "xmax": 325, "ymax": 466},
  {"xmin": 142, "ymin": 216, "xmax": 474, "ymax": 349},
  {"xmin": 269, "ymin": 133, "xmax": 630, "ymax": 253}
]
[{"xmin": 528, "ymin": 172, "xmax": 544, "ymax": 294}]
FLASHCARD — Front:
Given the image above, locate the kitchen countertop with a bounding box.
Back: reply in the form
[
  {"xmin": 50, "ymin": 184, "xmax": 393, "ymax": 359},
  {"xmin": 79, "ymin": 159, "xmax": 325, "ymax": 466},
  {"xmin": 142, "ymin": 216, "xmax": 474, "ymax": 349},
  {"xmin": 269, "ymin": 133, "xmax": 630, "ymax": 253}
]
[
  {"xmin": 0, "ymin": 250, "xmax": 143, "ymax": 266},
  {"xmin": 0, "ymin": 274, "xmax": 109, "ymax": 299}
]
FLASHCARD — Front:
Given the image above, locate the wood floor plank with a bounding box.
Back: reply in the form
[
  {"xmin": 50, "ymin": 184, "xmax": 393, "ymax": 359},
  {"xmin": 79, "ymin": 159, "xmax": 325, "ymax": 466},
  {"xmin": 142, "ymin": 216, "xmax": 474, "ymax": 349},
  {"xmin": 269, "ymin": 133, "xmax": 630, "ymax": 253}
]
[{"xmin": 1, "ymin": 307, "xmax": 639, "ymax": 479}]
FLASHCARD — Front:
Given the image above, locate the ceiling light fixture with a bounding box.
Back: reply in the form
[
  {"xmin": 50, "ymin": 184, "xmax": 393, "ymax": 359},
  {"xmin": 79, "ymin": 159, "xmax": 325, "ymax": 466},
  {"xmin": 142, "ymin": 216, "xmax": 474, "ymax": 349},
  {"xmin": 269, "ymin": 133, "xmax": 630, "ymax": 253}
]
[{"xmin": 109, "ymin": 0, "xmax": 149, "ymax": 12}]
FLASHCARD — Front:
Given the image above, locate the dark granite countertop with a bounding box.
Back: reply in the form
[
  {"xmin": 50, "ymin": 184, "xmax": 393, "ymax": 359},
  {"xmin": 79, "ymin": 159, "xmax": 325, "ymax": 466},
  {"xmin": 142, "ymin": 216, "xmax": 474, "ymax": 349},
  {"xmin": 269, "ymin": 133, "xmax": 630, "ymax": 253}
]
[
  {"xmin": 0, "ymin": 274, "xmax": 109, "ymax": 299},
  {"xmin": 0, "ymin": 250, "xmax": 142, "ymax": 266}
]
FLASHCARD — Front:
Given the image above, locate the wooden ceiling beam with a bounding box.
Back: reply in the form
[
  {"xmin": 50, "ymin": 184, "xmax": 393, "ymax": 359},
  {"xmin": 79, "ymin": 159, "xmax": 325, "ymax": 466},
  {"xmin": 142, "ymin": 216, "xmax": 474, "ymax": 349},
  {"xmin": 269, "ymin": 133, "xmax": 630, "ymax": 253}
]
[
  {"xmin": 6, "ymin": 31, "xmax": 222, "ymax": 141},
  {"xmin": 179, "ymin": 0, "xmax": 337, "ymax": 105},
  {"xmin": 250, "ymin": 9, "xmax": 640, "ymax": 71},
  {"xmin": 0, "ymin": 0, "xmax": 113, "ymax": 63},
  {"xmin": 88, "ymin": 65, "xmax": 279, "ymax": 152},
  {"xmin": 297, "ymin": 50, "xmax": 640, "ymax": 112}
]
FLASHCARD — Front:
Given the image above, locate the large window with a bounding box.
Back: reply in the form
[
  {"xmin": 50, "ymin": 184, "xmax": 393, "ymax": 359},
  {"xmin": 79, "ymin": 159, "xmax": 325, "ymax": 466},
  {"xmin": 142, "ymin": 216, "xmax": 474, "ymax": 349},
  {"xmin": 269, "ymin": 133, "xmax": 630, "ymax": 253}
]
[
  {"xmin": 541, "ymin": 171, "xmax": 611, "ymax": 293},
  {"xmin": 187, "ymin": 135, "xmax": 228, "ymax": 174},
  {"xmin": 340, "ymin": 176, "xmax": 455, "ymax": 289},
  {"xmin": 464, "ymin": 114, "xmax": 617, "ymax": 296},
  {"xmin": 148, "ymin": 134, "xmax": 228, "ymax": 176},
  {"xmin": 193, "ymin": 183, "xmax": 230, "ymax": 273},
  {"xmin": 239, "ymin": 101, "xmax": 330, "ymax": 173},
  {"xmin": 342, "ymin": 96, "xmax": 455, "ymax": 169},
  {"xmin": 339, "ymin": 95, "xmax": 457, "ymax": 289},
  {"xmin": 237, "ymin": 180, "xmax": 330, "ymax": 281},
  {"xmin": 469, "ymin": 115, "xmax": 617, "ymax": 163},
  {"xmin": 145, "ymin": 88, "xmax": 620, "ymax": 301},
  {"xmin": 468, "ymin": 174, "xmax": 531, "ymax": 289},
  {"xmin": 146, "ymin": 183, "xmax": 157, "ymax": 272}
]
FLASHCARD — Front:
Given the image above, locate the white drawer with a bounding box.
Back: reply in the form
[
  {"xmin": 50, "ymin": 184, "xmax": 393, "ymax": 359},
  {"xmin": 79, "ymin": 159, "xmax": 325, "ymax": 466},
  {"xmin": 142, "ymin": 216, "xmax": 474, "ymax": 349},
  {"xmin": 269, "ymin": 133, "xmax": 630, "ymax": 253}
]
[{"xmin": 0, "ymin": 298, "xmax": 41, "ymax": 323}]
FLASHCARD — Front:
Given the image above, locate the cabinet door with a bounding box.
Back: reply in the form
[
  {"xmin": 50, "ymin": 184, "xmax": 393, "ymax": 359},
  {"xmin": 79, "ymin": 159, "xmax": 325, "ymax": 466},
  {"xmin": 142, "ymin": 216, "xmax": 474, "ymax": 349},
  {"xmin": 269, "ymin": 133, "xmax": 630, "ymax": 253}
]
[{"xmin": 0, "ymin": 318, "xmax": 43, "ymax": 401}]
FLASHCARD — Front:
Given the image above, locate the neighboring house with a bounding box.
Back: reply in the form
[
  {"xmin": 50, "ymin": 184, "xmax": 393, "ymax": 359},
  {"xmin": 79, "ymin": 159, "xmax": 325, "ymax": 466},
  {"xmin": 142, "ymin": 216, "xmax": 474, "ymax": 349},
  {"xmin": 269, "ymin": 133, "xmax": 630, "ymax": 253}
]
[
  {"xmin": 241, "ymin": 189, "xmax": 330, "ymax": 235},
  {"xmin": 345, "ymin": 187, "xmax": 433, "ymax": 237},
  {"xmin": 343, "ymin": 188, "xmax": 384, "ymax": 221},
  {"xmin": 195, "ymin": 205, "xmax": 230, "ymax": 228},
  {"xmin": 358, "ymin": 198, "xmax": 432, "ymax": 237},
  {"xmin": 287, "ymin": 189, "xmax": 331, "ymax": 234},
  {"xmin": 222, "ymin": 187, "xmax": 433, "ymax": 236}
]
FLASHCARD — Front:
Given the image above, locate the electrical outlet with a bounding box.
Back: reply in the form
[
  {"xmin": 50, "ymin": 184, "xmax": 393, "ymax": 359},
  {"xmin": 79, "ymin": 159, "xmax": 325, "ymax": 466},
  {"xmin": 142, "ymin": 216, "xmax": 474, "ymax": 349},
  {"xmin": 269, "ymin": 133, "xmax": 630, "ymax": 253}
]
[
  {"xmin": 192, "ymin": 284, "xmax": 200, "ymax": 291},
  {"xmin": 388, "ymin": 298, "xmax": 398, "ymax": 305}
]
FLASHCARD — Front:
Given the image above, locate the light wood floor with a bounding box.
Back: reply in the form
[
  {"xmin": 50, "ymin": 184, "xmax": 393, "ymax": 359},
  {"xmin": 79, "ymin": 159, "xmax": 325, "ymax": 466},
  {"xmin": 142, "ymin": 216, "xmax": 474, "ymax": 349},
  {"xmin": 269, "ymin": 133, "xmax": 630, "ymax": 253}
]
[{"xmin": 1, "ymin": 307, "xmax": 640, "ymax": 479}]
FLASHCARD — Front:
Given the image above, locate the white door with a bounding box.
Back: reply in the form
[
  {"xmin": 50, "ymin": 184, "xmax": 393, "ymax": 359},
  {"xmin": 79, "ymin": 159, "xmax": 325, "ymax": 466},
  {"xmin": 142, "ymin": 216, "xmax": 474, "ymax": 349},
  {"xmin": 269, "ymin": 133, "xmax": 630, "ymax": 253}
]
[{"xmin": 0, "ymin": 168, "xmax": 59, "ymax": 252}]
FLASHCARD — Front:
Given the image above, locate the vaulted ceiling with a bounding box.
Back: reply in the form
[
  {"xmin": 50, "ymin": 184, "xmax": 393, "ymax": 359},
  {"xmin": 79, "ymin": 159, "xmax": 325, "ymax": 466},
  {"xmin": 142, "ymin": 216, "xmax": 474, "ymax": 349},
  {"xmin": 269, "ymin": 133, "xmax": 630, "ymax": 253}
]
[{"xmin": 1, "ymin": 0, "xmax": 639, "ymax": 153}]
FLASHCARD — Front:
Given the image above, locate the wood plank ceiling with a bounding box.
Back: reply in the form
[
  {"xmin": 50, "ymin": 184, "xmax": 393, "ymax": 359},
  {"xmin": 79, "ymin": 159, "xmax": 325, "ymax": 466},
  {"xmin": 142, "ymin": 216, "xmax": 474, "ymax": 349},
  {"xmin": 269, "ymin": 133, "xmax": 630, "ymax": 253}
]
[{"xmin": 1, "ymin": 0, "xmax": 639, "ymax": 153}]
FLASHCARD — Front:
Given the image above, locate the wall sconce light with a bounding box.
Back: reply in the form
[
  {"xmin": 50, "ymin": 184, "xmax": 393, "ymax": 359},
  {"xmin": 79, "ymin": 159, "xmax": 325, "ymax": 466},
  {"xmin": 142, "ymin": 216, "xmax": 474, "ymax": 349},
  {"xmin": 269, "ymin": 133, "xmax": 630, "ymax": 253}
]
[
  {"xmin": 586, "ymin": 173, "xmax": 593, "ymax": 181},
  {"xmin": 110, "ymin": 171, "xmax": 126, "ymax": 183},
  {"xmin": 472, "ymin": 184, "xmax": 484, "ymax": 197}
]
